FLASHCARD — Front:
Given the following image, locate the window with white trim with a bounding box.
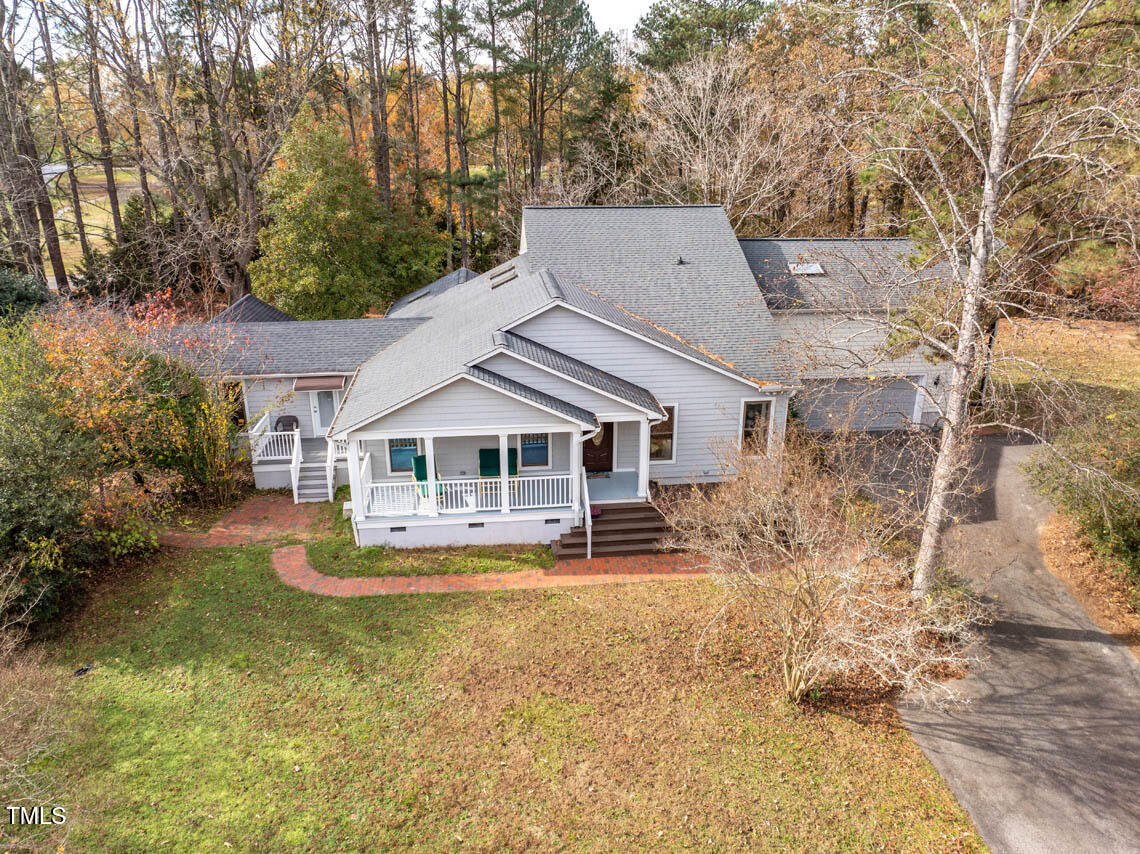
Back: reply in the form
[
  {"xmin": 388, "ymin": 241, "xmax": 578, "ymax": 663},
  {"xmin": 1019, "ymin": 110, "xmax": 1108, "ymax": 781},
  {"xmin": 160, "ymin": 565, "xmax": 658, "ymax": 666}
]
[
  {"xmin": 519, "ymin": 432, "xmax": 549, "ymax": 468},
  {"xmin": 741, "ymin": 401, "xmax": 771, "ymax": 452},
  {"xmin": 649, "ymin": 406, "xmax": 677, "ymax": 462},
  {"xmin": 388, "ymin": 438, "xmax": 417, "ymax": 473}
]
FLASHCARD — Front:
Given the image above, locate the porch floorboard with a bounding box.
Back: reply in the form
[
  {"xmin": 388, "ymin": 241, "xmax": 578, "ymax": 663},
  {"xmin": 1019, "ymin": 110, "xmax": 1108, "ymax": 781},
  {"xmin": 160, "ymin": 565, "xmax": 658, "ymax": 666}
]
[{"xmin": 584, "ymin": 470, "xmax": 640, "ymax": 503}]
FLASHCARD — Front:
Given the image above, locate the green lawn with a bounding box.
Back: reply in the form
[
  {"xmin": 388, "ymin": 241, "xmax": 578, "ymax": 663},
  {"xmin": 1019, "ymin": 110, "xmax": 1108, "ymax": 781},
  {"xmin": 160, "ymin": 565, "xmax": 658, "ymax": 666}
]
[
  {"xmin": 306, "ymin": 537, "xmax": 554, "ymax": 577},
  {"xmin": 28, "ymin": 545, "xmax": 983, "ymax": 851},
  {"xmin": 306, "ymin": 497, "xmax": 553, "ymax": 577}
]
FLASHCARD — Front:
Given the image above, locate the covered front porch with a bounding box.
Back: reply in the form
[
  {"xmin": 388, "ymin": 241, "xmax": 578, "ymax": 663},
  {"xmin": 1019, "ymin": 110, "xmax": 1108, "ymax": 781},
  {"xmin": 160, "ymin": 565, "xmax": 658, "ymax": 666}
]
[
  {"xmin": 346, "ymin": 428, "xmax": 588, "ymax": 520},
  {"xmin": 340, "ymin": 418, "xmax": 652, "ymax": 547}
]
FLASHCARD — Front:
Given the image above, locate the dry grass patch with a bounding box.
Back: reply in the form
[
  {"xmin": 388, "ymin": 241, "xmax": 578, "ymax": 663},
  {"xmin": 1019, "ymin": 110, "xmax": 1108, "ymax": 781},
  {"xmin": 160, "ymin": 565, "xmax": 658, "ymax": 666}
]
[
  {"xmin": 1040, "ymin": 514, "xmax": 1140, "ymax": 662},
  {"xmin": 35, "ymin": 547, "xmax": 981, "ymax": 851}
]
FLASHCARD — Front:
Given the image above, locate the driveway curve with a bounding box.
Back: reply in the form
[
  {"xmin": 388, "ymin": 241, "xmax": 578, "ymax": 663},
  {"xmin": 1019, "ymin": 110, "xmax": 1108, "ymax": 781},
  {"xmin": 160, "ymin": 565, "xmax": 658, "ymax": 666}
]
[{"xmin": 900, "ymin": 437, "xmax": 1140, "ymax": 854}]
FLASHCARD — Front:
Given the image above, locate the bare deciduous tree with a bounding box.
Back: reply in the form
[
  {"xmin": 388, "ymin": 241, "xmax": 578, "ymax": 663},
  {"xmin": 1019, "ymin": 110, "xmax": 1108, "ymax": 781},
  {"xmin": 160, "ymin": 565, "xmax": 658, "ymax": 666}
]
[
  {"xmin": 659, "ymin": 432, "xmax": 986, "ymax": 706},
  {"xmin": 634, "ymin": 49, "xmax": 825, "ymax": 232},
  {"xmin": 829, "ymin": 0, "xmax": 1140, "ymax": 597}
]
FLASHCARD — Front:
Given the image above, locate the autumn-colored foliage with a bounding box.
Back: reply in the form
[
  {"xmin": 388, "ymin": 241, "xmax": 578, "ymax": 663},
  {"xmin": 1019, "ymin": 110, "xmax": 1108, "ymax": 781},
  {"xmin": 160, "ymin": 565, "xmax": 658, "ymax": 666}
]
[{"xmin": 0, "ymin": 297, "xmax": 245, "ymax": 623}]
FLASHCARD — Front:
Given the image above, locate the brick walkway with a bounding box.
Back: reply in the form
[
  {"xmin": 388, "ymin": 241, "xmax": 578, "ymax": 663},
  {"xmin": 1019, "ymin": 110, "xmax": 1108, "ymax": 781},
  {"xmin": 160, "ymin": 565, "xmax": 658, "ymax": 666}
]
[
  {"xmin": 272, "ymin": 545, "xmax": 707, "ymax": 597},
  {"xmin": 160, "ymin": 495, "xmax": 327, "ymax": 548}
]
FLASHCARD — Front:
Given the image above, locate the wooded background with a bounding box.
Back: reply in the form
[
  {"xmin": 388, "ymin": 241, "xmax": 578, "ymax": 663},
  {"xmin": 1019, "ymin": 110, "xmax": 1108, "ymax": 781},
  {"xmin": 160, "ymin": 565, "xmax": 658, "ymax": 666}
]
[{"xmin": 1, "ymin": 0, "xmax": 1137, "ymax": 318}]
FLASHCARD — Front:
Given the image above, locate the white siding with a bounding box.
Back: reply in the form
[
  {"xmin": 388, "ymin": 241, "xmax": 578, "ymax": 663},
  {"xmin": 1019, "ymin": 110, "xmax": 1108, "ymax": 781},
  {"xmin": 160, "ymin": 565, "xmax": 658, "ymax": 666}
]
[
  {"xmin": 356, "ymin": 514, "xmax": 575, "ymax": 547},
  {"xmin": 354, "ymin": 377, "xmax": 580, "ymax": 434},
  {"xmin": 242, "ymin": 378, "xmax": 316, "ymax": 438},
  {"xmin": 478, "ymin": 353, "xmax": 644, "ymax": 418},
  {"xmin": 513, "ymin": 306, "xmax": 789, "ymax": 482},
  {"xmin": 613, "ymin": 420, "xmax": 639, "ymax": 470}
]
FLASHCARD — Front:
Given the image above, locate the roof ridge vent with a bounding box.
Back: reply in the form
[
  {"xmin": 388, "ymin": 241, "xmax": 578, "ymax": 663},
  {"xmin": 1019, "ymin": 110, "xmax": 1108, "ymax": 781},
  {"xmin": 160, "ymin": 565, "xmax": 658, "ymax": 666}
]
[{"xmin": 489, "ymin": 264, "xmax": 518, "ymax": 288}]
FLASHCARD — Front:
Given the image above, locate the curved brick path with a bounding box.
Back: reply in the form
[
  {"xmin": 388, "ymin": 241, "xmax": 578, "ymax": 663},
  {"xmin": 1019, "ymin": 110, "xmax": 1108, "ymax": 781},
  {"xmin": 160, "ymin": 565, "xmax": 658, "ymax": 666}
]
[{"xmin": 271, "ymin": 545, "xmax": 707, "ymax": 597}]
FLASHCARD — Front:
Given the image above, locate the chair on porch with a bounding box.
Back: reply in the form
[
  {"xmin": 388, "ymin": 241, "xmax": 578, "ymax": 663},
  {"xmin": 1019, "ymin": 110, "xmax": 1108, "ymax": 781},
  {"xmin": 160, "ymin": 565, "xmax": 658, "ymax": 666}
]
[
  {"xmin": 477, "ymin": 448, "xmax": 518, "ymax": 478},
  {"xmin": 274, "ymin": 414, "xmax": 300, "ymax": 432},
  {"xmin": 411, "ymin": 454, "xmax": 442, "ymax": 498}
]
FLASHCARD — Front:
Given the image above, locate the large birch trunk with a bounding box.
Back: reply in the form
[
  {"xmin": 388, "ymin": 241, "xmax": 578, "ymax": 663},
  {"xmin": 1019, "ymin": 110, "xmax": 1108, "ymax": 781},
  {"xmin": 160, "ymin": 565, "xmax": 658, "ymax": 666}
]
[{"xmin": 912, "ymin": 0, "xmax": 1028, "ymax": 598}]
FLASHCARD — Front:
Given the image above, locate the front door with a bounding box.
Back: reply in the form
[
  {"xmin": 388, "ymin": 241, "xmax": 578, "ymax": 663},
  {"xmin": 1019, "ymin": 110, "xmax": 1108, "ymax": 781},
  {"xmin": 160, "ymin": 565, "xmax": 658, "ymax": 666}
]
[
  {"xmin": 309, "ymin": 390, "xmax": 340, "ymax": 438},
  {"xmin": 582, "ymin": 422, "xmax": 614, "ymax": 472}
]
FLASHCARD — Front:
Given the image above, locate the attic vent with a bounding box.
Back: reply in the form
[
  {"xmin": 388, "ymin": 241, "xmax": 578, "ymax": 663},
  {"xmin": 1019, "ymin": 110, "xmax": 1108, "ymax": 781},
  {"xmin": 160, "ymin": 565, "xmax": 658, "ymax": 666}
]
[
  {"xmin": 789, "ymin": 262, "xmax": 824, "ymax": 276},
  {"xmin": 489, "ymin": 265, "xmax": 518, "ymax": 289}
]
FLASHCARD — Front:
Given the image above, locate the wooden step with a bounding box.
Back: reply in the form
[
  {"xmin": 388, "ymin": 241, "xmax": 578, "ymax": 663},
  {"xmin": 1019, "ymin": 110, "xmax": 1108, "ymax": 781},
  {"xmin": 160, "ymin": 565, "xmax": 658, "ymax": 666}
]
[
  {"xmin": 589, "ymin": 503, "xmax": 659, "ymax": 517},
  {"xmin": 558, "ymin": 531, "xmax": 665, "ymax": 547},
  {"xmin": 585, "ymin": 517, "xmax": 669, "ymax": 531},
  {"xmin": 553, "ymin": 540, "xmax": 667, "ymax": 559}
]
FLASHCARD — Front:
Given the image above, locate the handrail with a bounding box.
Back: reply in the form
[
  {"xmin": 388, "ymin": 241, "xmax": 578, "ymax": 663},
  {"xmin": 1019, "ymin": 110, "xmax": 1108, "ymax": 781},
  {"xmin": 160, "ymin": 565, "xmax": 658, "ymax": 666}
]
[
  {"xmin": 325, "ymin": 438, "xmax": 337, "ymax": 502},
  {"xmin": 580, "ymin": 467, "xmax": 592, "ymax": 560},
  {"xmin": 289, "ymin": 428, "xmax": 302, "ymax": 503},
  {"xmin": 246, "ymin": 413, "xmax": 270, "ymax": 461}
]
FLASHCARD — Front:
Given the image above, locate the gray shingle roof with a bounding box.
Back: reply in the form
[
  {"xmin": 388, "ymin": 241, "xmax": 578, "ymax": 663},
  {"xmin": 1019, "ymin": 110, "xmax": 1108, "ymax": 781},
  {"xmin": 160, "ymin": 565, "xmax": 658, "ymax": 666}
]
[
  {"xmin": 738, "ymin": 238, "xmax": 956, "ymax": 312},
  {"xmin": 170, "ymin": 318, "xmax": 427, "ymax": 376},
  {"xmin": 334, "ymin": 253, "xmax": 775, "ymax": 436},
  {"xmin": 493, "ymin": 330, "xmax": 665, "ymax": 417},
  {"xmin": 387, "ymin": 267, "xmax": 477, "ymax": 314},
  {"xmin": 210, "ymin": 293, "xmax": 295, "ymax": 323},
  {"xmin": 520, "ymin": 206, "xmax": 786, "ymax": 379},
  {"xmin": 467, "ymin": 365, "xmax": 596, "ymax": 426},
  {"xmin": 332, "ymin": 261, "xmax": 566, "ymax": 433}
]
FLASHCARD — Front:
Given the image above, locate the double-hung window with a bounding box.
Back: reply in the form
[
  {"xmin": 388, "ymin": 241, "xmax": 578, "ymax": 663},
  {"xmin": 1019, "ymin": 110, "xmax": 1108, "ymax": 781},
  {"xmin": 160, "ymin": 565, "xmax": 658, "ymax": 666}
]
[
  {"xmin": 649, "ymin": 406, "xmax": 677, "ymax": 463},
  {"xmin": 387, "ymin": 438, "xmax": 418, "ymax": 474},
  {"xmin": 519, "ymin": 433, "xmax": 550, "ymax": 468},
  {"xmin": 741, "ymin": 401, "xmax": 771, "ymax": 452}
]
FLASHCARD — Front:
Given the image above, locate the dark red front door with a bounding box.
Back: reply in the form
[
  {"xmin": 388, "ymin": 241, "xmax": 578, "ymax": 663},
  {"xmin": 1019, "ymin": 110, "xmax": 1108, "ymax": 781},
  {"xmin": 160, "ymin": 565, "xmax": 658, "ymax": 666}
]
[{"xmin": 582, "ymin": 422, "xmax": 614, "ymax": 472}]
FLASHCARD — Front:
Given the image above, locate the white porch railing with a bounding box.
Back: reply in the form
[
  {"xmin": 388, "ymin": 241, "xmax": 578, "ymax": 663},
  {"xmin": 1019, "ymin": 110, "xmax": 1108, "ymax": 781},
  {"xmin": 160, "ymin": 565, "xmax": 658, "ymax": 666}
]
[
  {"xmin": 510, "ymin": 473, "xmax": 573, "ymax": 510},
  {"xmin": 365, "ymin": 481, "xmax": 421, "ymax": 516},
  {"xmin": 363, "ymin": 473, "xmax": 575, "ymax": 518},
  {"xmin": 437, "ymin": 478, "xmax": 503, "ymax": 513}
]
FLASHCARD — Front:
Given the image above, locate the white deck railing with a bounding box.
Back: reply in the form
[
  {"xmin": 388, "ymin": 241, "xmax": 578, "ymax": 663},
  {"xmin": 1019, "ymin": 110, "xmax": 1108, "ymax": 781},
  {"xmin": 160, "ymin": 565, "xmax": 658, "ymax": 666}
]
[
  {"xmin": 288, "ymin": 429, "xmax": 302, "ymax": 503},
  {"xmin": 363, "ymin": 473, "xmax": 575, "ymax": 518},
  {"xmin": 247, "ymin": 414, "xmax": 299, "ymax": 463}
]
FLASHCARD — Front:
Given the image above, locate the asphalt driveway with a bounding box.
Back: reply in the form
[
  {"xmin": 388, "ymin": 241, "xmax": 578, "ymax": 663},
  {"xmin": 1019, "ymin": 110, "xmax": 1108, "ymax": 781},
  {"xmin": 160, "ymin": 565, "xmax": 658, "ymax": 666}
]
[{"xmin": 900, "ymin": 437, "xmax": 1140, "ymax": 854}]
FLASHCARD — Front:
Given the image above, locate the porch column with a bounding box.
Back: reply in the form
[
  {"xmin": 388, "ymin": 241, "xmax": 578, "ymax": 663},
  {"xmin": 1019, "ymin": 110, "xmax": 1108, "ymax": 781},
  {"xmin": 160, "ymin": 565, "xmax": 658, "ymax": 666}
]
[
  {"xmin": 498, "ymin": 432, "xmax": 511, "ymax": 513},
  {"xmin": 637, "ymin": 418, "xmax": 650, "ymax": 499},
  {"xmin": 346, "ymin": 438, "xmax": 365, "ymax": 521},
  {"xmin": 424, "ymin": 436, "xmax": 439, "ymax": 516},
  {"xmin": 570, "ymin": 429, "xmax": 582, "ymax": 517}
]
